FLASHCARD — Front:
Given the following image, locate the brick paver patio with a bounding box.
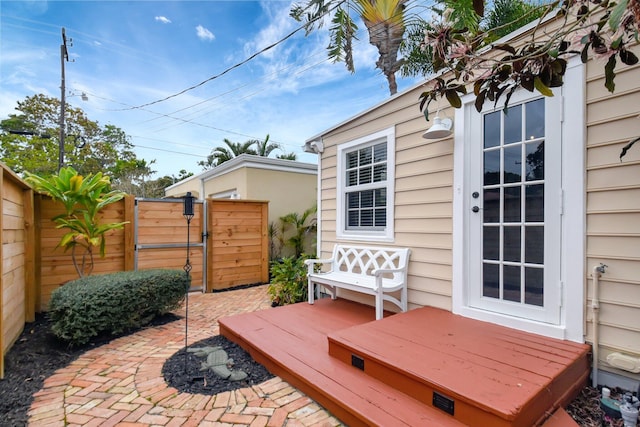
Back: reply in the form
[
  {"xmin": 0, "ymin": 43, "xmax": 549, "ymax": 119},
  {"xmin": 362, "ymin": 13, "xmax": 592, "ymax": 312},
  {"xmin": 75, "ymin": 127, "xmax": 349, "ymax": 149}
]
[{"xmin": 28, "ymin": 285, "xmax": 343, "ymax": 427}]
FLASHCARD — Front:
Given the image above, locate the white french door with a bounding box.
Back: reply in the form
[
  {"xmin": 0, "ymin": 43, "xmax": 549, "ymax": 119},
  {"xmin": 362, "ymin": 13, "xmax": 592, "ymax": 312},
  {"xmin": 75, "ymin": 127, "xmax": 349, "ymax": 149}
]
[{"xmin": 467, "ymin": 92, "xmax": 563, "ymax": 324}]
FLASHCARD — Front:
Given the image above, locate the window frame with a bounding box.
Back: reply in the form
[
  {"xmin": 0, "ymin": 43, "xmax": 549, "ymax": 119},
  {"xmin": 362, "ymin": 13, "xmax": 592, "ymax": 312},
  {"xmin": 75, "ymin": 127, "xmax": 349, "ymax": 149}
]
[{"xmin": 336, "ymin": 127, "xmax": 395, "ymax": 242}]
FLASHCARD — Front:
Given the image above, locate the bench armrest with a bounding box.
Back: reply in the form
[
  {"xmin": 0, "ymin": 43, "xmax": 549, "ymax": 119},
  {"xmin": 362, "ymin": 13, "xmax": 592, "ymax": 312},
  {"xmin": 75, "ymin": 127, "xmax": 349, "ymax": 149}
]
[
  {"xmin": 305, "ymin": 258, "xmax": 333, "ymax": 274},
  {"xmin": 372, "ymin": 267, "xmax": 407, "ymax": 276}
]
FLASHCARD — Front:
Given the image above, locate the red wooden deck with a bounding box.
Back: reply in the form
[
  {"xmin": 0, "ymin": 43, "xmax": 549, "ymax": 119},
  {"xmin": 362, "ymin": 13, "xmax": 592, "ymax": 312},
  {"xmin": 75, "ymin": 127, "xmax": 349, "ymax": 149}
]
[{"xmin": 219, "ymin": 298, "xmax": 590, "ymax": 427}]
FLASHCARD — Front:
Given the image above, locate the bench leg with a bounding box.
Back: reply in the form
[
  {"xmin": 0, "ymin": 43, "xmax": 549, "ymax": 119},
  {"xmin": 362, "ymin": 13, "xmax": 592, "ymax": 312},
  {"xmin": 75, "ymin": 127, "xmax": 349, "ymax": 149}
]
[
  {"xmin": 401, "ymin": 286, "xmax": 408, "ymax": 312},
  {"xmin": 375, "ymin": 290, "xmax": 383, "ymax": 320},
  {"xmin": 308, "ymin": 279, "xmax": 314, "ymax": 305}
]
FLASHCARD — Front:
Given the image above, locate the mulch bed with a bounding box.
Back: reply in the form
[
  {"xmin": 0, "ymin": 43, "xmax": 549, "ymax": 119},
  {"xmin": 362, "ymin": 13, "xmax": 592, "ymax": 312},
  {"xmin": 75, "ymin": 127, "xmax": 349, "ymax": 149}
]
[{"xmin": 0, "ymin": 313, "xmax": 635, "ymax": 427}]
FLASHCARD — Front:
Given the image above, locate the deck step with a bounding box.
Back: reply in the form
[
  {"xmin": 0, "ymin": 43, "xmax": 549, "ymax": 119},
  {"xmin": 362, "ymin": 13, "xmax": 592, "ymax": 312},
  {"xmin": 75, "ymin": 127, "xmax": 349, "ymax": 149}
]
[{"xmin": 328, "ymin": 306, "xmax": 591, "ymax": 427}]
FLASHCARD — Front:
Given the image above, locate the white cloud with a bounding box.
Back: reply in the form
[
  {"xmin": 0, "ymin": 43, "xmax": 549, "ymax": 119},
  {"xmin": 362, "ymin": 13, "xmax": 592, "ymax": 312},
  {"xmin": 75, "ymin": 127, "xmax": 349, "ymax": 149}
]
[
  {"xmin": 155, "ymin": 16, "xmax": 171, "ymax": 24},
  {"xmin": 196, "ymin": 25, "xmax": 215, "ymax": 41}
]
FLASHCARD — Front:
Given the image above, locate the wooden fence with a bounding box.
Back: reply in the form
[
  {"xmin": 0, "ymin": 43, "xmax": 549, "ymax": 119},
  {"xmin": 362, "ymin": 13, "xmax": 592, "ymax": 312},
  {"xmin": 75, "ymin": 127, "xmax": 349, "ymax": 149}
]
[
  {"xmin": 0, "ymin": 165, "xmax": 35, "ymax": 378},
  {"xmin": 1, "ymin": 173, "xmax": 269, "ymax": 377}
]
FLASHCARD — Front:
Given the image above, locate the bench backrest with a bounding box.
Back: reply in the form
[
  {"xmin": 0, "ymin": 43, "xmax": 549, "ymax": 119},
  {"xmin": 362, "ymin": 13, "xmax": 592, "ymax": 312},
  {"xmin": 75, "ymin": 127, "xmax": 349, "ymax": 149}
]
[{"xmin": 330, "ymin": 245, "xmax": 411, "ymax": 284}]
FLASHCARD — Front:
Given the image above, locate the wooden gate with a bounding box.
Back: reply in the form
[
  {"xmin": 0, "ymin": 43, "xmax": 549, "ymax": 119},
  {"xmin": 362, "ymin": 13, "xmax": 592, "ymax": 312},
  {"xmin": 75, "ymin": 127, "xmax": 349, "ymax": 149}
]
[
  {"xmin": 134, "ymin": 198, "xmax": 205, "ymax": 291},
  {"xmin": 208, "ymin": 199, "xmax": 269, "ymax": 291}
]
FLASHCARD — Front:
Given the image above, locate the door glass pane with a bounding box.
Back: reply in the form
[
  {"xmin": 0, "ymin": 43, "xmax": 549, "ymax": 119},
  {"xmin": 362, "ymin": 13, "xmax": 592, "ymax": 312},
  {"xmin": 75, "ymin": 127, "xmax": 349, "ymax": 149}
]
[
  {"xmin": 525, "ymin": 226, "xmax": 544, "ymax": 264},
  {"xmin": 503, "ymin": 265, "xmax": 521, "ymax": 302},
  {"xmin": 525, "ymin": 267, "xmax": 544, "ymax": 306},
  {"xmin": 484, "ymin": 189, "xmax": 500, "ymax": 222},
  {"xmin": 480, "ymin": 99, "xmax": 547, "ymax": 311},
  {"xmin": 483, "ymin": 263, "xmax": 500, "ymax": 298},
  {"xmin": 526, "ymin": 141, "xmax": 544, "ymax": 181},
  {"xmin": 484, "ymin": 149, "xmax": 500, "ymax": 185},
  {"xmin": 525, "ymin": 185, "xmax": 544, "ymax": 222},
  {"xmin": 504, "ymin": 145, "xmax": 522, "ymax": 183},
  {"xmin": 526, "ymin": 99, "xmax": 545, "ymax": 140},
  {"xmin": 504, "ymin": 104, "xmax": 522, "ymax": 144},
  {"xmin": 484, "ymin": 111, "xmax": 500, "ymax": 148},
  {"xmin": 503, "ymin": 226, "xmax": 521, "ymax": 262},
  {"xmin": 504, "ymin": 187, "xmax": 521, "ymax": 222},
  {"xmin": 483, "ymin": 226, "xmax": 499, "ymax": 260}
]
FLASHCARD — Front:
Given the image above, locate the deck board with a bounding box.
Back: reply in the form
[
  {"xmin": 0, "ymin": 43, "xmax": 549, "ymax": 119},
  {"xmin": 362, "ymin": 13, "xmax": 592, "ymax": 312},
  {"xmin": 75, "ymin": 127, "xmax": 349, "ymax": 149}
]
[{"xmin": 220, "ymin": 298, "xmax": 590, "ymax": 427}]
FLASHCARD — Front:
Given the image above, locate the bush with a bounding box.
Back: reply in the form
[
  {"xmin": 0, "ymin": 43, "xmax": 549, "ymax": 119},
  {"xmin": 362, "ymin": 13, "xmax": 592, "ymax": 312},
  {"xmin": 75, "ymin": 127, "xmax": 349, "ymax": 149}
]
[
  {"xmin": 268, "ymin": 255, "xmax": 312, "ymax": 306},
  {"xmin": 48, "ymin": 269, "xmax": 187, "ymax": 346}
]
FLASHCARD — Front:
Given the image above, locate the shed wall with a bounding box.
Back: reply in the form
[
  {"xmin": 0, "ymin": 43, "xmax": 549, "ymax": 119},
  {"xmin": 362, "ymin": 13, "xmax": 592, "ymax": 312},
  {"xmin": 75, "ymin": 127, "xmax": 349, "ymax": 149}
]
[{"xmin": 584, "ymin": 46, "xmax": 640, "ymax": 380}]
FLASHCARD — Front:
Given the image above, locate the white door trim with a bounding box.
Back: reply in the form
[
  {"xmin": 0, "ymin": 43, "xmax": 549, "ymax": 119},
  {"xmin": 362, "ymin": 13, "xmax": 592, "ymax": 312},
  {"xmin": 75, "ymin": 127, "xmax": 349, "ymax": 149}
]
[{"xmin": 452, "ymin": 56, "xmax": 586, "ymax": 342}]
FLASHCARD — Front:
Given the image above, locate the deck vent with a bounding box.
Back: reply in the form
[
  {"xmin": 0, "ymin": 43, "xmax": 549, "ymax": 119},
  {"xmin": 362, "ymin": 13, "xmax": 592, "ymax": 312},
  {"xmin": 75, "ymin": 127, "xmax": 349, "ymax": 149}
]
[
  {"xmin": 433, "ymin": 391, "xmax": 455, "ymax": 415},
  {"xmin": 351, "ymin": 354, "xmax": 365, "ymax": 371}
]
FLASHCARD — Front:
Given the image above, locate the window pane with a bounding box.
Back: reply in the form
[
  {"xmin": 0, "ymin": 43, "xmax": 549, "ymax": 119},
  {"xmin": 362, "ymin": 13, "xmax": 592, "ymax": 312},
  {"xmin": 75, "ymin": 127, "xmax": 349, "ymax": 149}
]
[
  {"xmin": 483, "ymin": 263, "xmax": 499, "ymax": 298},
  {"xmin": 504, "ymin": 226, "xmax": 521, "ymax": 262},
  {"xmin": 504, "ymin": 104, "xmax": 522, "ymax": 144},
  {"xmin": 484, "ymin": 189, "xmax": 500, "ymax": 223},
  {"xmin": 359, "ymin": 147, "xmax": 372, "ymax": 165},
  {"xmin": 373, "ymin": 164, "xmax": 386, "ymax": 182},
  {"xmin": 347, "ymin": 170, "xmax": 357, "ymax": 186},
  {"xmin": 483, "ymin": 226, "xmax": 499, "ymax": 260},
  {"xmin": 484, "ymin": 111, "xmax": 500, "ymax": 148},
  {"xmin": 359, "ymin": 166, "xmax": 372, "ymax": 184},
  {"xmin": 375, "ymin": 188, "xmax": 386, "ymax": 206},
  {"xmin": 361, "ymin": 209, "xmax": 373, "ymax": 226},
  {"xmin": 504, "ymin": 145, "xmax": 522, "ymax": 183},
  {"xmin": 484, "ymin": 149, "xmax": 500, "ymax": 186},
  {"xmin": 525, "ymin": 98, "xmax": 545, "ymax": 140},
  {"xmin": 373, "ymin": 143, "xmax": 387, "ymax": 162},
  {"xmin": 504, "ymin": 186, "xmax": 521, "ymax": 222},
  {"xmin": 525, "ymin": 185, "xmax": 544, "ymax": 222},
  {"xmin": 347, "ymin": 192, "xmax": 359, "ymax": 209},
  {"xmin": 348, "ymin": 210, "xmax": 358, "ymax": 227},
  {"xmin": 525, "ymin": 267, "xmax": 544, "ymax": 306},
  {"xmin": 526, "ymin": 141, "xmax": 544, "ymax": 181},
  {"xmin": 503, "ymin": 265, "xmax": 521, "ymax": 302},
  {"xmin": 347, "ymin": 151, "xmax": 358, "ymax": 168},
  {"xmin": 361, "ymin": 190, "xmax": 373, "ymax": 208},
  {"xmin": 375, "ymin": 208, "xmax": 386, "ymax": 226},
  {"xmin": 525, "ymin": 226, "xmax": 544, "ymax": 264}
]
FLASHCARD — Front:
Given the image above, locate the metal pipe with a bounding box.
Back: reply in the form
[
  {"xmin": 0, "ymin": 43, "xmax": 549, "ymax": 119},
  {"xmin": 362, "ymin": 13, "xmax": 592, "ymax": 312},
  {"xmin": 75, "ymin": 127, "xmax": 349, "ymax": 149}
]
[{"xmin": 592, "ymin": 263, "xmax": 607, "ymax": 387}]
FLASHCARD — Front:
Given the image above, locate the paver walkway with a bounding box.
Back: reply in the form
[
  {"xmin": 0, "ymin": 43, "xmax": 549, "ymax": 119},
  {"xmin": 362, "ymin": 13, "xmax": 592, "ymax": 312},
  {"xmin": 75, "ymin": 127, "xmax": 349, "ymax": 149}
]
[{"xmin": 28, "ymin": 285, "xmax": 343, "ymax": 427}]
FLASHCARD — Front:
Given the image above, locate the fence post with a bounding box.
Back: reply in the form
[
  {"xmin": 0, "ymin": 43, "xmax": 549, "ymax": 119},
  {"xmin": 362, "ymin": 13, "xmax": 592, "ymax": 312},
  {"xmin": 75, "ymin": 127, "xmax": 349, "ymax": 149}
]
[{"xmin": 124, "ymin": 195, "xmax": 135, "ymax": 271}]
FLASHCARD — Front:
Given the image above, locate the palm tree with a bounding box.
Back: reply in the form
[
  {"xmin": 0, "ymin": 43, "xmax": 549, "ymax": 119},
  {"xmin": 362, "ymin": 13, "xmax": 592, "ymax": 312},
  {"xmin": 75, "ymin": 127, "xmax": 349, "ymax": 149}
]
[
  {"xmin": 292, "ymin": 0, "xmax": 408, "ymax": 95},
  {"xmin": 198, "ymin": 138, "xmax": 257, "ymax": 170},
  {"xmin": 277, "ymin": 152, "xmax": 297, "ymax": 160},
  {"xmin": 280, "ymin": 205, "xmax": 317, "ymax": 258},
  {"xmin": 252, "ymin": 134, "xmax": 281, "ymax": 157}
]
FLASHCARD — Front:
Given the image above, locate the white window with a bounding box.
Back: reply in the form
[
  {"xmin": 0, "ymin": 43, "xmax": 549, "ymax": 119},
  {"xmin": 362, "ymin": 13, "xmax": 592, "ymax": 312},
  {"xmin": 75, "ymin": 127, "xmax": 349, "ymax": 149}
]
[{"xmin": 337, "ymin": 127, "xmax": 395, "ymax": 242}]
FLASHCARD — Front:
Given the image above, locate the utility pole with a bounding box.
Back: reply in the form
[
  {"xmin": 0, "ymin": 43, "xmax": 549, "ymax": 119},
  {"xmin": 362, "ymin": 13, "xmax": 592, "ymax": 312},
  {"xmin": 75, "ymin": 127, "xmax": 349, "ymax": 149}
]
[{"xmin": 59, "ymin": 28, "xmax": 70, "ymax": 172}]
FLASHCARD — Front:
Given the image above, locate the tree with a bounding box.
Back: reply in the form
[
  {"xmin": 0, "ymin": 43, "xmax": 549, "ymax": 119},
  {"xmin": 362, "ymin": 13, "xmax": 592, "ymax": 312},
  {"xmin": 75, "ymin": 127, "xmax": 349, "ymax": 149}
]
[
  {"xmin": 291, "ymin": 0, "xmax": 409, "ymax": 95},
  {"xmin": 277, "ymin": 152, "xmax": 298, "ymax": 160},
  {"xmin": 0, "ymin": 94, "xmax": 156, "ymax": 179},
  {"xmin": 252, "ymin": 134, "xmax": 281, "ymax": 157},
  {"xmin": 198, "ymin": 138, "xmax": 257, "ymax": 170},
  {"xmin": 417, "ymin": 0, "xmax": 639, "ymax": 153},
  {"xmin": 24, "ymin": 167, "xmax": 128, "ymax": 278}
]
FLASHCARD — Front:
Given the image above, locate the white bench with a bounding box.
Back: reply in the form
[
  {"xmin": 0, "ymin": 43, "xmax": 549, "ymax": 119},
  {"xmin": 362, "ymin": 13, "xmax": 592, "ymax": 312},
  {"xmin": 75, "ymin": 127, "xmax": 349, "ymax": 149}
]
[{"xmin": 304, "ymin": 245, "xmax": 411, "ymax": 320}]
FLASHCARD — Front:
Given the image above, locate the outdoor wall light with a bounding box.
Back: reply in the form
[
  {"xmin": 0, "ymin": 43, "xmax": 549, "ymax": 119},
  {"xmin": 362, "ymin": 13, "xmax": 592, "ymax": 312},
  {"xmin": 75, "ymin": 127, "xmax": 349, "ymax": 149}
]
[
  {"xmin": 422, "ymin": 116, "xmax": 453, "ymax": 140},
  {"xmin": 183, "ymin": 192, "xmax": 195, "ymax": 218}
]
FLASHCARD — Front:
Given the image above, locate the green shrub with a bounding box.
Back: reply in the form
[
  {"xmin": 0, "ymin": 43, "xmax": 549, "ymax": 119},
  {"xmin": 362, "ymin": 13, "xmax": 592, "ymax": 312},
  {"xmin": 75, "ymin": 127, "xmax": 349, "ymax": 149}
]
[
  {"xmin": 268, "ymin": 255, "xmax": 312, "ymax": 306},
  {"xmin": 48, "ymin": 269, "xmax": 187, "ymax": 346}
]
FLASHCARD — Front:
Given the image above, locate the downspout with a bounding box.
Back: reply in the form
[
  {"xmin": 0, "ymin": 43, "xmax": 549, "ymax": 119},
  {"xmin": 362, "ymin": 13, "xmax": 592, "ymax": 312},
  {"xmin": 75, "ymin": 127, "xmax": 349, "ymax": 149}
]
[{"xmin": 592, "ymin": 263, "xmax": 607, "ymax": 387}]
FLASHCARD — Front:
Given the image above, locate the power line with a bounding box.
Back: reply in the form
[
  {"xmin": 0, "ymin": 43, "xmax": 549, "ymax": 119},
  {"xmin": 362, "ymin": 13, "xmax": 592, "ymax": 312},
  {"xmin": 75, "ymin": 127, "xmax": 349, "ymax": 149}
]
[{"xmin": 118, "ymin": 0, "xmax": 346, "ymax": 111}]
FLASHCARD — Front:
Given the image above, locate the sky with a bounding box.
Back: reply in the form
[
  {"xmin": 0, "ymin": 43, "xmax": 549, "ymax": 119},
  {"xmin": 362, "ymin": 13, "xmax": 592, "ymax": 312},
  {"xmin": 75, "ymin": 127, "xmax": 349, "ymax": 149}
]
[{"xmin": 0, "ymin": 0, "xmax": 428, "ymax": 178}]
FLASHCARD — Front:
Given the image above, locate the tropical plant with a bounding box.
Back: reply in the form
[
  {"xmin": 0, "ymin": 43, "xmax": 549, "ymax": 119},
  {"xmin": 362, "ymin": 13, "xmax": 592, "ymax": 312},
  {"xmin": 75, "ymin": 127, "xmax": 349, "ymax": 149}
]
[
  {"xmin": 276, "ymin": 152, "xmax": 298, "ymax": 160},
  {"xmin": 291, "ymin": 0, "xmax": 409, "ymax": 95},
  {"xmin": 198, "ymin": 138, "xmax": 257, "ymax": 170},
  {"xmin": 280, "ymin": 205, "xmax": 318, "ymax": 258},
  {"xmin": 24, "ymin": 166, "xmax": 128, "ymax": 278},
  {"xmin": 417, "ymin": 0, "xmax": 639, "ymax": 158},
  {"xmin": 268, "ymin": 255, "xmax": 312, "ymax": 305}
]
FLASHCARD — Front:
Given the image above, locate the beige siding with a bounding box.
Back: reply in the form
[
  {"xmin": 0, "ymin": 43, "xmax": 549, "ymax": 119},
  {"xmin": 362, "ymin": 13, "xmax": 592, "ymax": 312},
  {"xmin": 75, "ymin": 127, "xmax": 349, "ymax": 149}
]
[
  {"xmin": 585, "ymin": 43, "xmax": 640, "ymax": 380},
  {"xmin": 244, "ymin": 168, "xmax": 317, "ymax": 226},
  {"xmin": 319, "ymin": 84, "xmax": 455, "ymax": 312}
]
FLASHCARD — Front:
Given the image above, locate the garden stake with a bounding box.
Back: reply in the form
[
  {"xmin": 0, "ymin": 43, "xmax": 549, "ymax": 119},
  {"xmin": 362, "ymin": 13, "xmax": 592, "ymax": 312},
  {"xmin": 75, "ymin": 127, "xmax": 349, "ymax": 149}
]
[{"xmin": 183, "ymin": 192, "xmax": 195, "ymax": 374}]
